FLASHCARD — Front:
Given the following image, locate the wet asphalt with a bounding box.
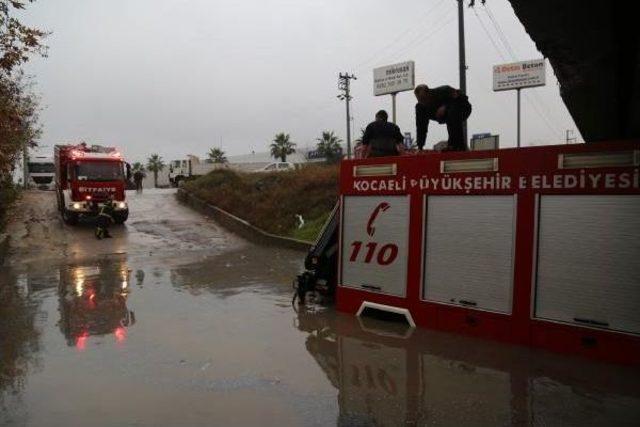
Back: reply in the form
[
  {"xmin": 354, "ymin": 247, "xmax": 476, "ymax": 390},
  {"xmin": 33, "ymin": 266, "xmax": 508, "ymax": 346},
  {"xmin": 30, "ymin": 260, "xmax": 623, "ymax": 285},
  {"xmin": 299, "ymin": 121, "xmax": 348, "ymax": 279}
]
[{"xmin": 1, "ymin": 189, "xmax": 639, "ymax": 426}]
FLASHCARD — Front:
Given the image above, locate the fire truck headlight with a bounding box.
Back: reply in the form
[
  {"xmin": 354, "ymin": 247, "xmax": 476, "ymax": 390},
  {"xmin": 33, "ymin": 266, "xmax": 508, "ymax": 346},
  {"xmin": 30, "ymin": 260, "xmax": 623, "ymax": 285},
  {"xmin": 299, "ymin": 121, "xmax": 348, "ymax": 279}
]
[
  {"xmin": 117, "ymin": 202, "xmax": 127, "ymax": 209},
  {"xmin": 72, "ymin": 203, "xmax": 81, "ymax": 210}
]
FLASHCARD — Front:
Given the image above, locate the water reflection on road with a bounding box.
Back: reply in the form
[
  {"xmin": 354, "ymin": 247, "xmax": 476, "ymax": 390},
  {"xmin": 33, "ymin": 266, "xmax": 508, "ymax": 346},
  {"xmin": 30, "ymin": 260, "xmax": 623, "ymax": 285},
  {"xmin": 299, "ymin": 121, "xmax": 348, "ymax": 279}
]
[
  {"xmin": 2, "ymin": 252, "xmax": 640, "ymax": 426},
  {"xmin": 57, "ymin": 258, "xmax": 135, "ymax": 349},
  {"xmin": 297, "ymin": 306, "xmax": 640, "ymax": 426}
]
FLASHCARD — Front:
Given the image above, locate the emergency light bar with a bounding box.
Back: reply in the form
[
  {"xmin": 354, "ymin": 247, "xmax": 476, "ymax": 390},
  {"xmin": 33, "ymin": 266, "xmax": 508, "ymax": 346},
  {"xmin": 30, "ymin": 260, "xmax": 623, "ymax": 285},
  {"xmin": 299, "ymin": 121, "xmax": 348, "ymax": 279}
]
[
  {"xmin": 558, "ymin": 150, "xmax": 639, "ymax": 169},
  {"xmin": 353, "ymin": 163, "xmax": 397, "ymax": 177},
  {"xmin": 440, "ymin": 158, "xmax": 498, "ymax": 173}
]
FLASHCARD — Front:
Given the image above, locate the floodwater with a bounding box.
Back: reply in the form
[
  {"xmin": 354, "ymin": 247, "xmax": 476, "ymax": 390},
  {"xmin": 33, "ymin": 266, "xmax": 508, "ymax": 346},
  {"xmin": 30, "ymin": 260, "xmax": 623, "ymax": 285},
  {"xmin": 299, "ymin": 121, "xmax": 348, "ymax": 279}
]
[{"xmin": 1, "ymin": 190, "xmax": 639, "ymax": 426}]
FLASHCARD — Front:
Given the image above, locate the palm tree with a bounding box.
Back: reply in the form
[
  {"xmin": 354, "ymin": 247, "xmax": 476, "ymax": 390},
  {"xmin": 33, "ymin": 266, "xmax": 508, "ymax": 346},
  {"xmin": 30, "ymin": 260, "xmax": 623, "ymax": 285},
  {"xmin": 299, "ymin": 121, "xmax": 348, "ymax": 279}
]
[
  {"xmin": 270, "ymin": 132, "xmax": 296, "ymax": 162},
  {"xmin": 208, "ymin": 147, "xmax": 227, "ymax": 164},
  {"xmin": 146, "ymin": 154, "xmax": 165, "ymax": 188},
  {"xmin": 354, "ymin": 127, "xmax": 366, "ymax": 144},
  {"xmin": 316, "ymin": 131, "xmax": 343, "ymax": 163},
  {"xmin": 131, "ymin": 161, "xmax": 145, "ymax": 172}
]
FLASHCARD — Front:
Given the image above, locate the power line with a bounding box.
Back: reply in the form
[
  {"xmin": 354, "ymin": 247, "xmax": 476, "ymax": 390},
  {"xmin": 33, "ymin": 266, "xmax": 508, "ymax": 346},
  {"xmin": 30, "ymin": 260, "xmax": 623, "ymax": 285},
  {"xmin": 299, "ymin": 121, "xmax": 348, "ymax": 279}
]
[
  {"xmin": 484, "ymin": 4, "xmax": 564, "ymax": 134},
  {"xmin": 478, "ymin": 4, "xmax": 564, "ymax": 139},
  {"xmin": 353, "ymin": 0, "xmax": 448, "ymax": 70},
  {"xmin": 277, "ymin": 3, "xmax": 452, "ymax": 125},
  {"xmin": 471, "ymin": 7, "xmax": 559, "ymax": 142},
  {"xmin": 473, "ymin": 8, "xmax": 506, "ymax": 61},
  {"xmin": 482, "ymin": 3, "xmax": 566, "ymax": 135},
  {"xmin": 483, "ymin": 4, "xmax": 518, "ymax": 60},
  {"xmin": 386, "ymin": 11, "xmax": 456, "ymax": 65}
]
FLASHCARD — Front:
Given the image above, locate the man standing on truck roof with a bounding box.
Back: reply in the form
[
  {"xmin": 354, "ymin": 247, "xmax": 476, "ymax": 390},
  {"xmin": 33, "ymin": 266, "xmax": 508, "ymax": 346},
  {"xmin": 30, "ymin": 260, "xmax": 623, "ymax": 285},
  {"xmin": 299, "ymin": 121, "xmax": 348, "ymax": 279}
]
[
  {"xmin": 414, "ymin": 84, "xmax": 472, "ymax": 151},
  {"xmin": 361, "ymin": 110, "xmax": 404, "ymax": 157}
]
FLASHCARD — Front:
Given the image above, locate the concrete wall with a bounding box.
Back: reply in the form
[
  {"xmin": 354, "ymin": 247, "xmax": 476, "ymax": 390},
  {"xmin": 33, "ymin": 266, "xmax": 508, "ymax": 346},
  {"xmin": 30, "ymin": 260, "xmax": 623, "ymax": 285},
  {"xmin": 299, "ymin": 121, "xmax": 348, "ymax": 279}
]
[{"xmin": 509, "ymin": 0, "xmax": 639, "ymax": 141}]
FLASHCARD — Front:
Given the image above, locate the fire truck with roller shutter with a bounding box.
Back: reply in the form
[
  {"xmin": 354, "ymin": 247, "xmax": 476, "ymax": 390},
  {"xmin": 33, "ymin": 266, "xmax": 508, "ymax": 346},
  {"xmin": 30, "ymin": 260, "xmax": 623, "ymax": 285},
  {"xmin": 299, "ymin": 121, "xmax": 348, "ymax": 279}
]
[{"xmin": 54, "ymin": 143, "xmax": 129, "ymax": 225}]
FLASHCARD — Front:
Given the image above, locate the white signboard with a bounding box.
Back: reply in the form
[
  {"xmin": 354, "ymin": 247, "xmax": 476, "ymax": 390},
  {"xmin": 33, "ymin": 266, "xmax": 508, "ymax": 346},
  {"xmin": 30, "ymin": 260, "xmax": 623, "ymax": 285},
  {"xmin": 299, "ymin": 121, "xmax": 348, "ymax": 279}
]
[
  {"xmin": 374, "ymin": 61, "xmax": 415, "ymax": 96},
  {"xmin": 493, "ymin": 59, "xmax": 545, "ymax": 91},
  {"xmin": 341, "ymin": 195, "xmax": 409, "ymax": 296}
]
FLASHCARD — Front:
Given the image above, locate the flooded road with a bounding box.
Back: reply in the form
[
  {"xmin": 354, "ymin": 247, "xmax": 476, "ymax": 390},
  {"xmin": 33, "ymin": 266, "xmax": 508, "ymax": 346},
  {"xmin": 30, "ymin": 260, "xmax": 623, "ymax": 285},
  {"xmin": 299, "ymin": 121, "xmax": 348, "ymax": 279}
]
[{"xmin": 2, "ymin": 190, "xmax": 639, "ymax": 426}]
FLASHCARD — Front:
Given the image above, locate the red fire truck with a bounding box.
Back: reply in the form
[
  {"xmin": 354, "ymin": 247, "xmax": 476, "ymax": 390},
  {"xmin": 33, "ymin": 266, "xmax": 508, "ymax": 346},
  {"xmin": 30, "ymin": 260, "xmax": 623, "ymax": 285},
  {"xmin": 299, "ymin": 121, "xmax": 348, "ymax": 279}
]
[
  {"xmin": 295, "ymin": 141, "xmax": 640, "ymax": 364},
  {"xmin": 54, "ymin": 143, "xmax": 129, "ymax": 225}
]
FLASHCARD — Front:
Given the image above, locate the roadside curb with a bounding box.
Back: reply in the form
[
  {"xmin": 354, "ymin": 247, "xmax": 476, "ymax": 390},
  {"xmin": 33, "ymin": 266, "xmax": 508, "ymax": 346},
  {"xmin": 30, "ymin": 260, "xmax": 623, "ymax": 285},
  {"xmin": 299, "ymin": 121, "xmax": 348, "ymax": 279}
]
[{"xmin": 176, "ymin": 189, "xmax": 312, "ymax": 252}]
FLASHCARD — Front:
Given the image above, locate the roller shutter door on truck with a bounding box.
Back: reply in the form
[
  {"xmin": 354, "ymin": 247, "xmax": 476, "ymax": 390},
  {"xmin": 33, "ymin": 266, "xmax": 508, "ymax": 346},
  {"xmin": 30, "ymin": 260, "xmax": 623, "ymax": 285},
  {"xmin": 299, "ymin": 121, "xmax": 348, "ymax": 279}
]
[
  {"xmin": 534, "ymin": 195, "xmax": 640, "ymax": 334},
  {"xmin": 341, "ymin": 195, "xmax": 410, "ymax": 297},
  {"xmin": 423, "ymin": 195, "xmax": 515, "ymax": 313}
]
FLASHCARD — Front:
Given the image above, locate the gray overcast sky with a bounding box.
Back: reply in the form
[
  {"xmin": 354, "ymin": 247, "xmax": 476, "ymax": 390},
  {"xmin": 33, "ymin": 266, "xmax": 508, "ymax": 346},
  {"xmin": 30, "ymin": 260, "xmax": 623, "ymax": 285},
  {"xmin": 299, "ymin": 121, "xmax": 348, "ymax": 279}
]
[{"xmin": 22, "ymin": 0, "xmax": 581, "ymax": 162}]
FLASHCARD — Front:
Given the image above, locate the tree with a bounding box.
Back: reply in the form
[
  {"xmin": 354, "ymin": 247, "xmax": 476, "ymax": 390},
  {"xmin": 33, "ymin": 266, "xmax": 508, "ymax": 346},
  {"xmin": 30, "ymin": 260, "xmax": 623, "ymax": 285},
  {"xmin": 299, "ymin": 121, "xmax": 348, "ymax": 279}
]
[
  {"xmin": 0, "ymin": 72, "xmax": 40, "ymax": 178},
  {"xmin": 131, "ymin": 162, "xmax": 145, "ymax": 172},
  {"xmin": 316, "ymin": 131, "xmax": 343, "ymax": 164},
  {"xmin": 0, "ymin": 1, "xmax": 47, "ymax": 180},
  {"xmin": 208, "ymin": 147, "xmax": 227, "ymax": 164},
  {"xmin": 146, "ymin": 154, "xmax": 165, "ymax": 188},
  {"xmin": 354, "ymin": 127, "xmax": 366, "ymax": 144},
  {"xmin": 1, "ymin": 1, "xmax": 49, "ymax": 74},
  {"xmin": 270, "ymin": 132, "xmax": 296, "ymax": 162}
]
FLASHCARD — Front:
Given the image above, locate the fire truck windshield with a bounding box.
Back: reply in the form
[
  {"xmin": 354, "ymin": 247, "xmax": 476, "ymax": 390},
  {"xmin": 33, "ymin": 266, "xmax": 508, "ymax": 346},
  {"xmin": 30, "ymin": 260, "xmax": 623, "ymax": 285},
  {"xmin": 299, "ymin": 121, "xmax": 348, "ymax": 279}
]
[{"xmin": 75, "ymin": 161, "xmax": 124, "ymax": 181}]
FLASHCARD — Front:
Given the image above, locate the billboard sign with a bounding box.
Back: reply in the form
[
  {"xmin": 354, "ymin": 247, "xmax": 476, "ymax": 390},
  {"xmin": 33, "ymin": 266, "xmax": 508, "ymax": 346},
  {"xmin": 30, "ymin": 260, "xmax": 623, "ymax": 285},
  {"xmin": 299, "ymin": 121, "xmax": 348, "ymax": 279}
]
[
  {"xmin": 493, "ymin": 59, "xmax": 545, "ymax": 91},
  {"xmin": 374, "ymin": 61, "xmax": 415, "ymax": 96},
  {"xmin": 306, "ymin": 147, "xmax": 342, "ymax": 161}
]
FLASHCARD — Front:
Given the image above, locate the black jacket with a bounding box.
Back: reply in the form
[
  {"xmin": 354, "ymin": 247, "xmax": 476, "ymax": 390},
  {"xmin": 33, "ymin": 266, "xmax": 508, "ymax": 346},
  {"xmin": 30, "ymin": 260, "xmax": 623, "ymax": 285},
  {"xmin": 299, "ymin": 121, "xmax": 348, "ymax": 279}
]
[
  {"xmin": 415, "ymin": 85, "xmax": 458, "ymax": 149},
  {"xmin": 362, "ymin": 120, "xmax": 404, "ymax": 157}
]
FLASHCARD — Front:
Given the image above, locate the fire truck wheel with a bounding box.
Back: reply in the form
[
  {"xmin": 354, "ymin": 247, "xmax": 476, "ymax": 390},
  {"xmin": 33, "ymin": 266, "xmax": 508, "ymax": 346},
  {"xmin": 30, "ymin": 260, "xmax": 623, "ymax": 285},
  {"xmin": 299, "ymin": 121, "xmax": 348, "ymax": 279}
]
[
  {"xmin": 114, "ymin": 211, "xmax": 129, "ymax": 224},
  {"xmin": 62, "ymin": 209, "xmax": 79, "ymax": 225}
]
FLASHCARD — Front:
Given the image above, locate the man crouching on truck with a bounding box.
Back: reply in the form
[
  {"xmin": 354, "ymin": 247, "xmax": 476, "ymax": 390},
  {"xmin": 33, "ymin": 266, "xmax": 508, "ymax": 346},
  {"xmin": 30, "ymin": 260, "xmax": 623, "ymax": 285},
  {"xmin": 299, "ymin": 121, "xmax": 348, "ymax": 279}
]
[
  {"xmin": 415, "ymin": 84, "xmax": 472, "ymax": 151},
  {"xmin": 95, "ymin": 198, "xmax": 115, "ymax": 239}
]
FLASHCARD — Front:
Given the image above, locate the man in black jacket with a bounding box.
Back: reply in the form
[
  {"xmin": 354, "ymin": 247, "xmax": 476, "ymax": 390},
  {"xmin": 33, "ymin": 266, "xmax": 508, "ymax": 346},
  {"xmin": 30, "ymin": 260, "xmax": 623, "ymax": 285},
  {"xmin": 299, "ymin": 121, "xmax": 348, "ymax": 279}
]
[
  {"xmin": 414, "ymin": 84, "xmax": 472, "ymax": 151},
  {"xmin": 362, "ymin": 110, "xmax": 404, "ymax": 157}
]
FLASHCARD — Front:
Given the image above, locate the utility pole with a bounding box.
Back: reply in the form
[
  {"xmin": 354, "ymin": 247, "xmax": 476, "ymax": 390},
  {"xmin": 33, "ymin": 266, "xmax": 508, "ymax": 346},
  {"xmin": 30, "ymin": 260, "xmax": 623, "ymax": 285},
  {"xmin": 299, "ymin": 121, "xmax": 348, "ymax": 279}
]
[
  {"xmin": 565, "ymin": 129, "xmax": 576, "ymax": 144},
  {"xmin": 457, "ymin": 0, "xmax": 468, "ymax": 146},
  {"xmin": 391, "ymin": 93, "xmax": 397, "ymax": 124},
  {"xmin": 516, "ymin": 88, "xmax": 521, "ymax": 148},
  {"xmin": 338, "ymin": 73, "xmax": 357, "ymax": 159}
]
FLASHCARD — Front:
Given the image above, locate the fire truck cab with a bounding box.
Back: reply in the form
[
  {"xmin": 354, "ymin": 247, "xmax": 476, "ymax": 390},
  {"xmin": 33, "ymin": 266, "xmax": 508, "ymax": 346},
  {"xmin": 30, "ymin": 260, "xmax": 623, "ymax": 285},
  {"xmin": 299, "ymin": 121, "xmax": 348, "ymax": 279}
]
[{"xmin": 54, "ymin": 143, "xmax": 129, "ymax": 225}]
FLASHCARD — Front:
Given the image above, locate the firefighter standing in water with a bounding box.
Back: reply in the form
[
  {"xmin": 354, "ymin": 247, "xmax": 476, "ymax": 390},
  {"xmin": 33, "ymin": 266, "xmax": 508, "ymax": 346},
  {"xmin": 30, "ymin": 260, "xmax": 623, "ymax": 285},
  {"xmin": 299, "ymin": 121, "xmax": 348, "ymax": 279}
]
[
  {"xmin": 414, "ymin": 84, "xmax": 472, "ymax": 151},
  {"xmin": 95, "ymin": 198, "xmax": 115, "ymax": 239},
  {"xmin": 133, "ymin": 169, "xmax": 145, "ymax": 193}
]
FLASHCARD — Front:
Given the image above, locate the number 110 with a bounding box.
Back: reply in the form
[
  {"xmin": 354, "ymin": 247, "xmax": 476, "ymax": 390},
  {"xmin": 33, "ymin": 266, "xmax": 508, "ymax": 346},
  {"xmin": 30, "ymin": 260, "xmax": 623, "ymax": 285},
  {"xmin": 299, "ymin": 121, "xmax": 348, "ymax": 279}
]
[{"xmin": 349, "ymin": 241, "xmax": 398, "ymax": 266}]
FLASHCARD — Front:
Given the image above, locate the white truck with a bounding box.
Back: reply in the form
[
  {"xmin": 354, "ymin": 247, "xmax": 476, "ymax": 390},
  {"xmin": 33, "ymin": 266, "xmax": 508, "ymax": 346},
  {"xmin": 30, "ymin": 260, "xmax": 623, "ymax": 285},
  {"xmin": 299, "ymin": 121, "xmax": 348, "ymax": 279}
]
[
  {"xmin": 27, "ymin": 156, "xmax": 56, "ymax": 190},
  {"xmin": 168, "ymin": 155, "xmax": 226, "ymax": 186}
]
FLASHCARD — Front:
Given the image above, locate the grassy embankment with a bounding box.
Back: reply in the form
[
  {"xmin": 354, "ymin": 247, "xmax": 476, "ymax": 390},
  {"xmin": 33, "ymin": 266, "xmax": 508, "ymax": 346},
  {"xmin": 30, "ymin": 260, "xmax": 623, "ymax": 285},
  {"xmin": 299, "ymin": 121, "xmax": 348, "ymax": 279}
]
[{"xmin": 183, "ymin": 165, "xmax": 339, "ymax": 241}]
